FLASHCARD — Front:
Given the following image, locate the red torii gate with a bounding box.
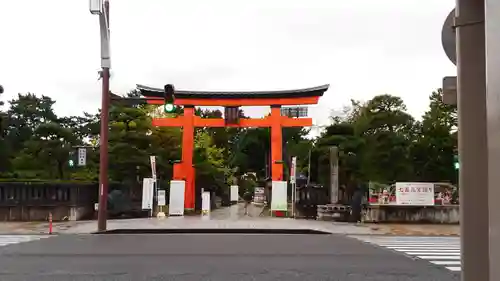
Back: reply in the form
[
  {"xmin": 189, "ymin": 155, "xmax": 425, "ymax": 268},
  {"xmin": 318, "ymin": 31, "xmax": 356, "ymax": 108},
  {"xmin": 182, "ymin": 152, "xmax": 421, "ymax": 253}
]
[{"xmin": 138, "ymin": 84, "xmax": 329, "ymax": 211}]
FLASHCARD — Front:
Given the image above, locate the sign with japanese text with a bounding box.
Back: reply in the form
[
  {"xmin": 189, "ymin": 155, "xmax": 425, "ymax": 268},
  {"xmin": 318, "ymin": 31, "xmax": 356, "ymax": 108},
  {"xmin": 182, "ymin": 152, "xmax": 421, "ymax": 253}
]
[
  {"xmin": 141, "ymin": 178, "xmax": 155, "ymax": 210},
  {"xmin": 150, "ymin": 156, "xmax": 157, "ymax": 181},
  {"xmin": 395, "ymin": 182, "xmax": 435, "ymax": 206},
  {"xmin": 77, "ymin": 148, "xmax": 87, "ymax": 166},
  {"xmin": 158, "ymin": 189, "xmax": 166, "ymax": 206},
  {"xmin": 290, "ymin": 157, "xmax": 297, "ymax": 184}
]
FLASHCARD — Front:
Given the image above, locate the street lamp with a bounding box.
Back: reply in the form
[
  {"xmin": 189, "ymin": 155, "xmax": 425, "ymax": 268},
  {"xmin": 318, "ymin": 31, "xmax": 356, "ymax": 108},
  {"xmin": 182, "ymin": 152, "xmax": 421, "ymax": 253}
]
[
  {"xmin": 89, "ymin": 0, "xmax": 111, "ymax": 232},
  {"xmin": 89, "ymin": 0, "xmax": 104, "ymax": 15}
]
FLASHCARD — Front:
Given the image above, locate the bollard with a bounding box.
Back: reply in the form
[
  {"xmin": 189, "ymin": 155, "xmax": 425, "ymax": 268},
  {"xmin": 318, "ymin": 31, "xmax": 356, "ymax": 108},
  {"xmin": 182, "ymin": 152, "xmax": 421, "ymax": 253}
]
[
  {"xmin": 48, "ymin": 212, "xmax": 53, "ymax": 235},
  {"xmin": 157, "ymin": 206, "xmax": 166, "ymax": 219}
]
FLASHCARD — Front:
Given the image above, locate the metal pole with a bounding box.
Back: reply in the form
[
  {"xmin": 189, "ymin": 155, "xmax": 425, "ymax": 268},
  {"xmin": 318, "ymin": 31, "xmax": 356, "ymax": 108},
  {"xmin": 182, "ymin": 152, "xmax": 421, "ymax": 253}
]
[
  {"xmin": 485, "ymin": 1, "xmax": 500, "ymax": 279},
  {"xmin": 97, "ymin": 0, "xmax": 110, "ymax": 232},
  {"xmin": 291, "ymin": 182, "xmax": 294, "ymax": 218},
  {"xmin": 456, "ymin": 0, "xmax": 489, "ymax": 280},
  {"xmin": 307, "ymin": 147, "xmax": 312, "ymax": 185}
]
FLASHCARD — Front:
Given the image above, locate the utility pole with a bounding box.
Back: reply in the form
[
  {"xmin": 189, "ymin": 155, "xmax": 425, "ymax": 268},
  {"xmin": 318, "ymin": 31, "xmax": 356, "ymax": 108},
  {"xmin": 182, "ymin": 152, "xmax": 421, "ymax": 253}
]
[
  {"xmin": 455, "ymin": 0, "xmax": 489, "ymax": 280},
  {"xmin": 90, "ymin": 0, "xmax": 111, "ymax": 232}
]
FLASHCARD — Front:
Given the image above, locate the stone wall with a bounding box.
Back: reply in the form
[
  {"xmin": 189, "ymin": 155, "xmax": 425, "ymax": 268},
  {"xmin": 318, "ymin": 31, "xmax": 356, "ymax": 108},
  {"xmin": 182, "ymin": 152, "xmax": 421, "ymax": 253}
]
[
  {"xmin": 364, "ymin": 204, "xmax": 459, "ymax": 224},
  {"xmin": 0, "ymin": 182, "xmax": 99, "ymax": 222},
  {"xmin": 0, "ymin": 205, "xmax": 92, "ymax": 221}
]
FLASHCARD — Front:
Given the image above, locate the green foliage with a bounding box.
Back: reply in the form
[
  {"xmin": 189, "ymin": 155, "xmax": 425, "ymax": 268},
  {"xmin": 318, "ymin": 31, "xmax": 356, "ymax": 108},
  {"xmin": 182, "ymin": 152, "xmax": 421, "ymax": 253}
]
[{"xmin": 312, "ymin": 90, "xmax": 458, "ymax": 189}]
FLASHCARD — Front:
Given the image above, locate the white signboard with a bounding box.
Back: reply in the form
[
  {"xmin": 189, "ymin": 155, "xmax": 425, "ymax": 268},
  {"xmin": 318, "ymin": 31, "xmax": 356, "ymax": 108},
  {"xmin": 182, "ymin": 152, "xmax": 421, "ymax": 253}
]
[
  {"xmin": 141, "ymin": 178, "xmax": 154, "ymax": 210},
  {"xmin": 230, "ymin": 185, "xmax": 239, "ymax": 202},
  {"xmin": 271, "ymin": 181, "xmax": 288, "ymax": 211},
  {"xmin": 202, "ymin": 191, "xmax": 211, "ymax": 214},
  {"xmin": 169, "ymin": 180, "xmax": 185, "ymax": 216},
  {"xmin": 290, "ymin": 156, "xmax": 297, "ymax": 184},
  {"xmin": 254, "ymin": 187, "xmax": 265, "ymax": 204},
  {"xmin": 77, "ymin": 148, "xmax": 87, "ymax": 166},
  {"xmin": 158, "ymin": 189, "xmax": 166, "ymax": 206},
  {"xmin": 395, "ymin": 182, "xmax": 435, "ymax": 206},
  {"xmin": 150, "ymin": 156, "xmax": 157, "ymax": 181}
]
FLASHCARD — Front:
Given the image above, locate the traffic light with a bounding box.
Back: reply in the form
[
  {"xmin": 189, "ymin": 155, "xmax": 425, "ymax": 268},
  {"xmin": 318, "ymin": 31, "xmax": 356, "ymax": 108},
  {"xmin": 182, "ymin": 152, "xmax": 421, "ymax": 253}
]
[
  {"xmin": 68, "ymin": 150, "xmax": 75, "ymax": 167},
  {"xmin": 163, "ymin": 84, "xmax": 176, "ymax": 113},
  {"xmin": 454, "ymin": 154, "xmax": 459, "ymax": 170}
]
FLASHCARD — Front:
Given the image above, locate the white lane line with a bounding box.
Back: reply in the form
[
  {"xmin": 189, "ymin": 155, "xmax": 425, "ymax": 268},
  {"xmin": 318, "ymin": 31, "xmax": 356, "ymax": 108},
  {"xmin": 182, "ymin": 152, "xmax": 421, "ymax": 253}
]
[
  {"xmin": 446, "ymin": 266, "xmax": 461, "ymax": 271},
  {"xmin": 393, "ymin": 249, "xmax": 459, "ymax": 252},
  {"xmin": 404, "ymin": 252, "xmax": 460, "ymax": 255},
  {"xmin": 386, "ymin": 246, "xmax": 460, "ymax": 250},
  {"xmin": 431, "ymin": 261, "xmax": 461, "ymax": 265},
  {"xmin": 418, "ymin": 255, "xmax": 460, "ymax": 260}
]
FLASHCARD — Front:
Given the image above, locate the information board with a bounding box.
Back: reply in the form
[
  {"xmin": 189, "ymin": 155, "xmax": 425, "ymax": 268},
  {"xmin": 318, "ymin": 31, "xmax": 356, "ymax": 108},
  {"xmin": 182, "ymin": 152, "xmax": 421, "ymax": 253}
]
[
  {"xmin": 141, "ymin": 178, "xmax": 154, "ymax": 210},
  {"xmin": 169, "ymin": 180, "xmax": 185, "ymax": 216},
  {"xmin": 395, "ymin": 182, "xmax": 435, "ymax": 206},
  {"xmin": 158, "ymin": 189, "xmax": 166, "ymax": 206},
  {"xmin": 254, "ymin": 187, "xmax": 265, "ymax": 204},
  {"xmin": 230, "ymin": 185, "xmax": 239, "ymax": 202},
  {"xmin": 202, "ymin": 191, "xmax": 211, "ymax": 215},
  {"xmin": 271, "ymin": 181, "xmax": 288, "ymax": 211}
]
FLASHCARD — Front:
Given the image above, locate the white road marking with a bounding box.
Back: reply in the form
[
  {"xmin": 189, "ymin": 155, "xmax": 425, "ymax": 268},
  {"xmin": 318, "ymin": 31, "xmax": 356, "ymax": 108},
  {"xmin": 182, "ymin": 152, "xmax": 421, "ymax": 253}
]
[
  {"xmin": 350, "ymin": 235, "xmax": 461, "ymax": 272},
  {"xmin": 0, "ymin": 235, "xmax": 52, "ymax": 248}
]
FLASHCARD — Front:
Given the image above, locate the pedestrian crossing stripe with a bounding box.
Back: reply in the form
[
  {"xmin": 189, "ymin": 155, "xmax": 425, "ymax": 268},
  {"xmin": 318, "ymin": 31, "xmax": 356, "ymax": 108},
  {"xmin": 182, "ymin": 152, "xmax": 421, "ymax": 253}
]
[
  {"xmin": 349, "ymin": 235, "xmax": 461, "ymax": 272},
  {"xmin": 0, "ymin": 235, "xmax": 52, "ymax": 247}
]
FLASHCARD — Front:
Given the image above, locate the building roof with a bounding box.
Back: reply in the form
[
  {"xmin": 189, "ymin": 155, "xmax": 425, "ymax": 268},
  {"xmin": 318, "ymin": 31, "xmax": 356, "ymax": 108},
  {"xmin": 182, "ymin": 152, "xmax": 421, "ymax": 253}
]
[{"xmin": 136, "ymin": 84, "xmax": 329, "ymax": 99}]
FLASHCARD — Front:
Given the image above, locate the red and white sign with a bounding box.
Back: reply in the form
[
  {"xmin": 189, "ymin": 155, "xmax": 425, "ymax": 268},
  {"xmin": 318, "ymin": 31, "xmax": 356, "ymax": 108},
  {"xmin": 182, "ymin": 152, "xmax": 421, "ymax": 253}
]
[
  {"xmin": 290, "ymin": 157, "xmax": 297, "ymax": 184},
  {"xmin": 150, "ymin": 156, "xmax": 157, "ymax": 181},
  {"xmin": 395, "ymin": 182, "xmax": 435, "ymax": 206}
]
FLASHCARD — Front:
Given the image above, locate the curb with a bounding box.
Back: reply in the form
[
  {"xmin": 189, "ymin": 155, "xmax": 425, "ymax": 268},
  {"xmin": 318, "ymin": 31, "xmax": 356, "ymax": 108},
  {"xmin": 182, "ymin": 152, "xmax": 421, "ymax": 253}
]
[{"xmin": 92, "ymin": 228, "xmax": 332, "ymax": 235}]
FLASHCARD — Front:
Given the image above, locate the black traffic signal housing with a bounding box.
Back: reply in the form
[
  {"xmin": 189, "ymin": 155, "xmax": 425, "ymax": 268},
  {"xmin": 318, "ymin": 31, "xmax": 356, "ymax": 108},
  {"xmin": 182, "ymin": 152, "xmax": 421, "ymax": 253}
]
[
  {"xmin": 164, "ymin": 84, "xmax": 175, "ymax": 104},
  {"xmin": 163, "ymin": 84, "xmax": 176, "ymax": 113}
]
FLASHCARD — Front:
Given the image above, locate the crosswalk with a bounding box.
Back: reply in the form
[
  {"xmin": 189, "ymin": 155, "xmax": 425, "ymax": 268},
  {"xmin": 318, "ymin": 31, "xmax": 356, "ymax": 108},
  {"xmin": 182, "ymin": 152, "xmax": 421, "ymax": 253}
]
[
  {"xmin": 0, "ymin": 235, "xmax": 52, "ymax": 248},
  {"xmin": 350, "ymin": 235, "xmax": 461, "ymax": 272}
]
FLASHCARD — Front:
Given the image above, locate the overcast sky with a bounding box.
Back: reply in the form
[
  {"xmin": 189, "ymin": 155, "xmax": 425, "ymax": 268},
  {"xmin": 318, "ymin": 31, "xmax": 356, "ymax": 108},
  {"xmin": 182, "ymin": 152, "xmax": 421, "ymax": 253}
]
[{"xmin": 0, "ymin": 0, "xmax": 456, "ymax": 135}]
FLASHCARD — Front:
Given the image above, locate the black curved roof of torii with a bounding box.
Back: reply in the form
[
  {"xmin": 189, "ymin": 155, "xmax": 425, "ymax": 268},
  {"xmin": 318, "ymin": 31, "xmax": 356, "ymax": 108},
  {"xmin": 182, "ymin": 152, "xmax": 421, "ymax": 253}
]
[{"xmin": 136, "ymin": 84, "xmax": 330, "ymax": 99}]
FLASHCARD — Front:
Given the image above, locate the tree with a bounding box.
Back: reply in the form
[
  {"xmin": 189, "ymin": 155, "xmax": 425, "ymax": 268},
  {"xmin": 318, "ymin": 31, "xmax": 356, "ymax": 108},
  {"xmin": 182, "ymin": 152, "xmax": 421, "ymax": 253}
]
[
  {"xmin": 193, "ymin": 129, "xmax": 231, "ymax": 193},
  {"xmin": 12, "ymin": 122, "xmax": 77, "ymax": 179},
  {"xmin": 3, "ymin": 94, "xmax": 72, "ymax": 179},
  {"xmin": 0, "ymin": 88, "xmax": 8, "ymax": 173},
  {"xmin": 410, "ymin": 89, "xmax": 458, "ymax": 183},
  {"xmin": 107, "ymin": 104, "xmax": 155, "ymax": 183},
  {"xmin": 4, "ymin": 94, "xmax": 59, "ymax": 153}
]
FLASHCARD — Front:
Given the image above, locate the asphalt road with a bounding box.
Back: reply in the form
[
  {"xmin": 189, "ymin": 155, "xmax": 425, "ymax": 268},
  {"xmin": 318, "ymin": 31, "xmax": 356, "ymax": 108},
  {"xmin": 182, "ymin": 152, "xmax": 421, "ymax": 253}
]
[{"xmin": 0, "ymin": 234, "xmax": 460, "ymax": 281}]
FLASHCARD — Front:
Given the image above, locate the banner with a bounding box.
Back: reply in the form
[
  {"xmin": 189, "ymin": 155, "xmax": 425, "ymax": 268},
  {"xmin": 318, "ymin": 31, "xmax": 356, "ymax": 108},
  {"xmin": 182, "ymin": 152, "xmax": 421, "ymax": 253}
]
[
  {"xmin": 290, "ymin": 156, "xmax": 297, "ymax": 184},
  {"xmin": 150, "ymin": 156, "xmax": 157, "ymax": 181},
  {"xmin": 141, "ymin": 178, "xmax": 154, "ymax": 210},
  {"xmin": 271, "ymin": 181, "xmax": 288, "ymax": 211},
  {"xmin": 169, "ymin": 180, "xmax": 185, "ymax": 216},
  {"xmin": 395, "ymin": 182, "xmax": 435, "ymax": 206}
]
